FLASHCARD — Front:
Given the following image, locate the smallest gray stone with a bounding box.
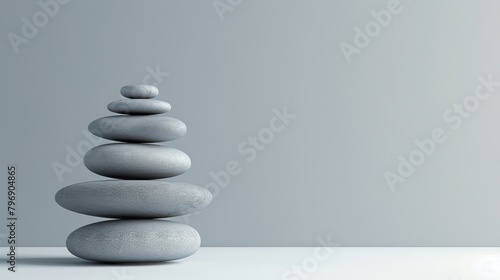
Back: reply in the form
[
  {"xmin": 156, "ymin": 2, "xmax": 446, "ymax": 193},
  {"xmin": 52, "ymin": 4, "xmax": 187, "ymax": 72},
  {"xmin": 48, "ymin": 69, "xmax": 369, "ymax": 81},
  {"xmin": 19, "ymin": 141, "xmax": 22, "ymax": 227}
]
[{"xmin": 121, "ymin": 85, "xmax": 159, "ymax": 99}]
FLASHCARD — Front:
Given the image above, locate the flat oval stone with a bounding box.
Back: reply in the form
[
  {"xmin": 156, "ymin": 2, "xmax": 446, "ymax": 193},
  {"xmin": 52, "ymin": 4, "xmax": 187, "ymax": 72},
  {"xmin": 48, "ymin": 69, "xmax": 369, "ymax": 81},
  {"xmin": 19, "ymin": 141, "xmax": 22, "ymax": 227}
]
[
  {"xmin": 55, "ymin": 180, "xmax": 212, "ymax": 218},
  {"xmin": 120, "ymin": 85, "xmax": 159, "ymax": 99},
  {"xmin": 66, "ymin": 220, "xmax": 200, "ymax": 263},
  {"xmin": 88, "ymin": 116, "xmax": 186, "ymax": 143},
  {"xmin": 84, "ymin": 144, "xmax": 191, "ymax": 179},
  {"xmin": 107, "ymin": 99, "xmax": 171, "ymax": 115}
]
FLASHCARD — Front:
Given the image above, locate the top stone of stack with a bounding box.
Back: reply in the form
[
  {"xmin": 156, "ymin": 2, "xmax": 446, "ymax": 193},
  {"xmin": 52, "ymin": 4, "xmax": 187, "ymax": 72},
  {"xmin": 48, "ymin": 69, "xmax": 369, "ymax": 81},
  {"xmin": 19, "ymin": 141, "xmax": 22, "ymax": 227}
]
[{"xmin": 120, "ymin": 85, "xmax": 159, "ymax": 99}]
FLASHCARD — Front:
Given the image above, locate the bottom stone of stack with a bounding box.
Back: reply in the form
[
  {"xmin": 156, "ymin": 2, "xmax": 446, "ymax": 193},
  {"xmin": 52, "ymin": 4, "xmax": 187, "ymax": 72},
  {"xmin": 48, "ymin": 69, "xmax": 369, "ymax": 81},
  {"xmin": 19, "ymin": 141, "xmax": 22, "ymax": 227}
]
[{"xmin": 66, "ymin": 220, "xmax": 200, "ymax": 263}]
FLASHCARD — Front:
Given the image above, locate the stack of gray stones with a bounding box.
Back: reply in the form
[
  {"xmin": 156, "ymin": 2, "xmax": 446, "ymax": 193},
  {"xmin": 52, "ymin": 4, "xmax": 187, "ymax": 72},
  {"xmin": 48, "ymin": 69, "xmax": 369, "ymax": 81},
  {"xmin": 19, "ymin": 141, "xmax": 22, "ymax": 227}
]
[{"xmin": 55, "ymin": 85, "xmax": 212, "ymax": 263}]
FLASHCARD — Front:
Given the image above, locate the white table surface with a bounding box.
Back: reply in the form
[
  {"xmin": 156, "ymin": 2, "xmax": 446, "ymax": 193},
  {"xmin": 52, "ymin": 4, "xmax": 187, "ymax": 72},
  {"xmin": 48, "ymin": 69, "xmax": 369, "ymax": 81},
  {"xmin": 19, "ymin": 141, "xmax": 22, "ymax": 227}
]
[{"xmin": 1, "ymin": 247, "xmax": 500, "ymax": 280}]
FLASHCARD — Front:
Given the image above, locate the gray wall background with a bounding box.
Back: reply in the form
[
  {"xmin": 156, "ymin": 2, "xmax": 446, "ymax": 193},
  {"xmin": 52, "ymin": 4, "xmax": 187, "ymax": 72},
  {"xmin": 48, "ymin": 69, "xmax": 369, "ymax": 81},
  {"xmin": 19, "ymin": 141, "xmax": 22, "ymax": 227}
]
[{"xmin": 2, "ymin": 0, "xmax": 500, "ymax": 246}]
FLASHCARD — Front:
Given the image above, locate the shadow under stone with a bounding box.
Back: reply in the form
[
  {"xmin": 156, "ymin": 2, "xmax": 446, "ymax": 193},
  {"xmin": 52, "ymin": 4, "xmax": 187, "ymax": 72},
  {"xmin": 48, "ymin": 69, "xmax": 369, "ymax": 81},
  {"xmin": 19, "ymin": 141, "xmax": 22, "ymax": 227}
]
[{"xmin": 18, "ymin": 257, "xmax": 179, "ymax": 267}]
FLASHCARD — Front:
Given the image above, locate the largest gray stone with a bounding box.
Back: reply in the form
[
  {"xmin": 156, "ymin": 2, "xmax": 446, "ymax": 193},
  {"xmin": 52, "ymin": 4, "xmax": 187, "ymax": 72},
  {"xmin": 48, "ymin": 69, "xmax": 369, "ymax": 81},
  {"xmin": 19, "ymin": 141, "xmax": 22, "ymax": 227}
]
[
  {"xmin": 66, "ymin": 220, "xmax": 200, "ymax": 263},
  {"xmin": 55, "ymin": 180, "xmax": 212, "ymax": 218},
  {"xmin": 88, "ymin": 115, "xmax": 186, "ymax": 143},
  {"xmin": 84, "ymin": 144, "xmax": 191, "ymax": 179}
]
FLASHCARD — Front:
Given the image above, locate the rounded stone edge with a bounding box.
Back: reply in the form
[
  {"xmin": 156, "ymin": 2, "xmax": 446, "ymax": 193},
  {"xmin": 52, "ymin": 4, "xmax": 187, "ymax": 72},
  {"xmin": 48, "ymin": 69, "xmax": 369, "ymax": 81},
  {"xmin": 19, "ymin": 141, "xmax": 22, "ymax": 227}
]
[
  {"xmin": 54, "ymin": 181, "xmax": 213, "ymax": 218},
  {"xmin": 65, "ymin": 220, "xmax": 201, "ymax": 263},
  {"xmin": 106, "ymin": 99, "xmax": 172, "ymax": 115},
  {"xmin": 120, "ymin": 85, "xmax": 159, "ymax": 99},
  {"xmin": 82, "ymin": 144, "xmax": 192, "ymax": 180},
  {"xmin": 87, "ymin": 116, "xmax": 187, "ymax": 143}
]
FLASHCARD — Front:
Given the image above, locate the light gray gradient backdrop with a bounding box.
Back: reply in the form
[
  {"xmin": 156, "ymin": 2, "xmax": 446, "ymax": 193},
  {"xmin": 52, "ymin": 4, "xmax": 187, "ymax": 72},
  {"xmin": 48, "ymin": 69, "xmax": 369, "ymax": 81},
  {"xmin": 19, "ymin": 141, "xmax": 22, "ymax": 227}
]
[{"xmin": 1, "ymin": 0, "xmax": 500, "ymax": 246}]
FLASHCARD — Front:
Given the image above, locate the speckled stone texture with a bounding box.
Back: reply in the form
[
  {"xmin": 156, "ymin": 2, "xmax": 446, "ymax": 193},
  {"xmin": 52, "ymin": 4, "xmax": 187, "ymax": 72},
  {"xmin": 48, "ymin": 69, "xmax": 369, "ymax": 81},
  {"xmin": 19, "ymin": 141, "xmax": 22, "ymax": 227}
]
[
  {"xmin": 120, "ymin": 84, "xmax": 159, "ymax": 99},
  {"xmin": 107, "ymin": 99, "xmax": 171, "ymax": 115},
  {"xmin": 88, "ymin": 115, "xmax": 186, "ymax": 143},
  {"xmin": 84, "ymin": 143, "xmax": 191, "ymax": 179},
  {"xmin": 57, "ymin": 84, "xmax": 209, "ymax": 263},
  {"xmin": 55, "ymin": 180, "xmax": 212, "ymax": 218},
  {"xmin": 66, "ymin": 220, "xmax": 201, "ymax": 263}
]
